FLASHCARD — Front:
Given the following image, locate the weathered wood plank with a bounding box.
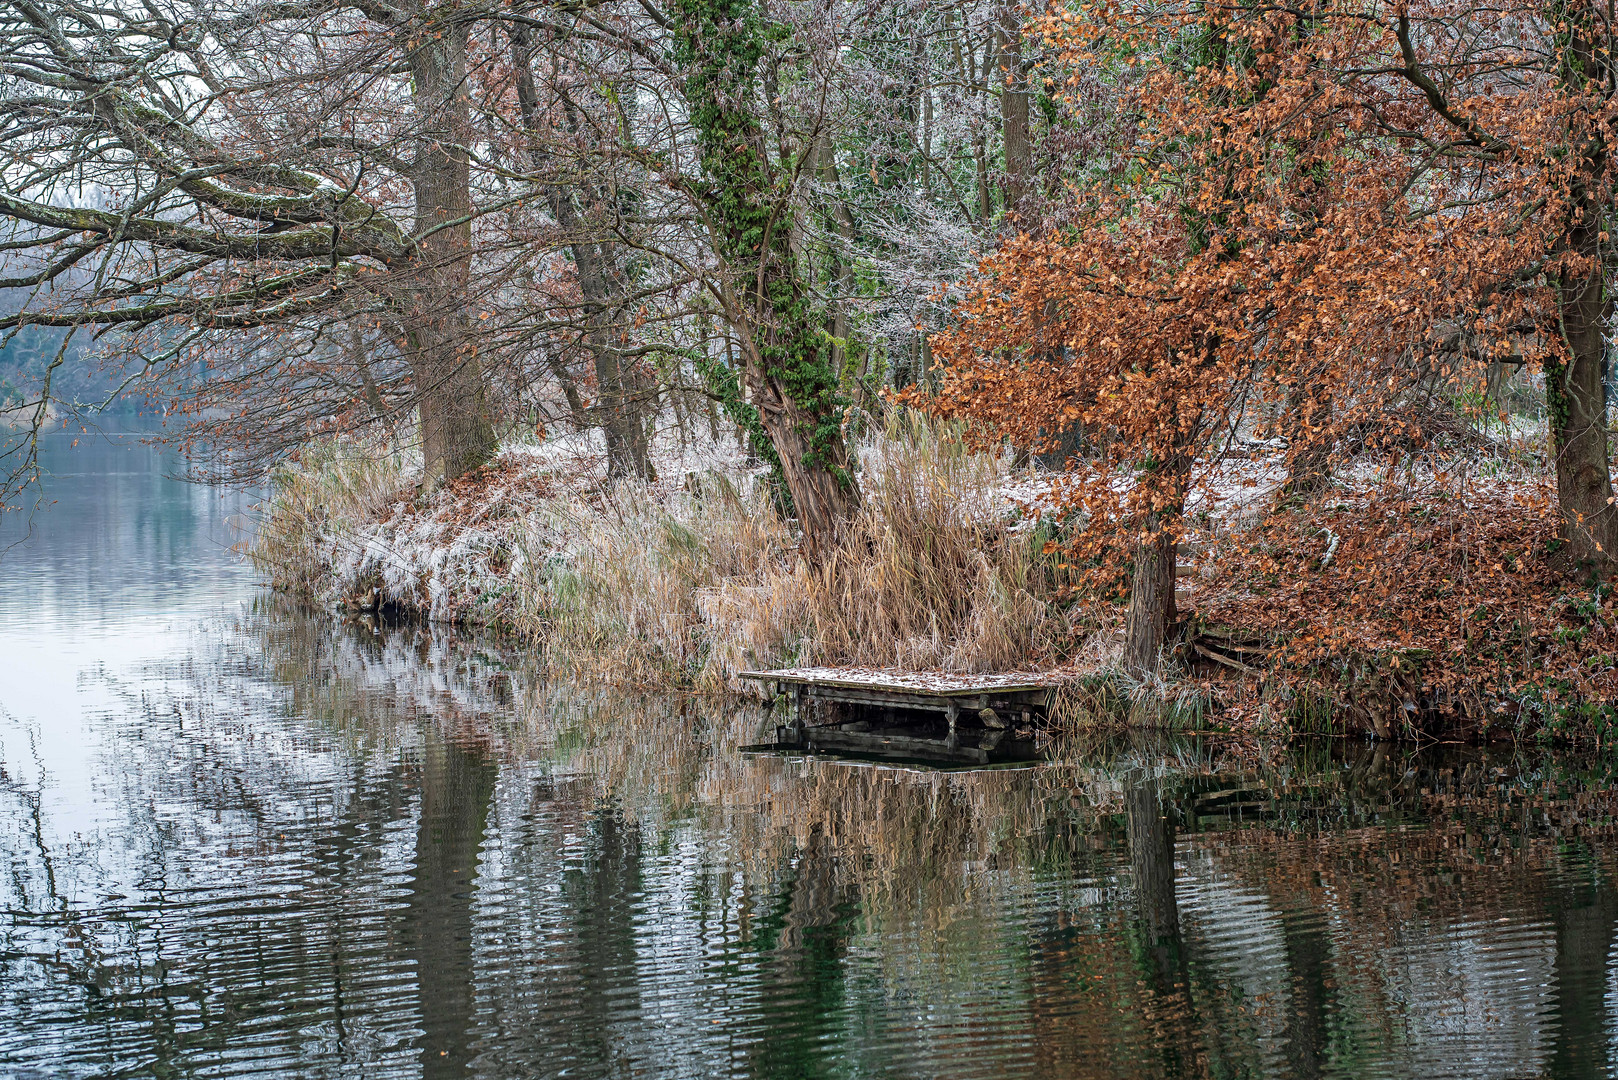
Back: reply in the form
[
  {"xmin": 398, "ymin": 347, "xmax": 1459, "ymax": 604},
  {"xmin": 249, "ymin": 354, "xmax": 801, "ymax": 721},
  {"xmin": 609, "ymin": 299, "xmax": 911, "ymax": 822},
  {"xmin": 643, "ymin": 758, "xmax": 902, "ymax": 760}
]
[
  {"xmin": 797, "ymin": 685, "xmax": 1049, "ymax": 713},
  {"xmin": 740, "ymin": 666, "xmax": 1059, "ymax": 698}
]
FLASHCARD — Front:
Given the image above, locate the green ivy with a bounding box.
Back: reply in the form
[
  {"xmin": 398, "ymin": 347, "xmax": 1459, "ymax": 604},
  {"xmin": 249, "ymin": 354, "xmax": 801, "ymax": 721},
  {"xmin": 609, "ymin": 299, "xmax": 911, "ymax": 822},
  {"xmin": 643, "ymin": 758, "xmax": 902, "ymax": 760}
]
[{"xmin": 672, "ymin": 0, "xmax": 854, "ymax": 492}]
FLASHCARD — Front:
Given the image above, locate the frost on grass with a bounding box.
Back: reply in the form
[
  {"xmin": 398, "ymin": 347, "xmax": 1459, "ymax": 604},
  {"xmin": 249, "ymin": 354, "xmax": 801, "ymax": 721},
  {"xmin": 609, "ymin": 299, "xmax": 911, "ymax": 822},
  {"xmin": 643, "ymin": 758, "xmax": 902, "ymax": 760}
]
[{"xmin": 259, "ymin": 426, "xmax": 765, "ymax": 622}]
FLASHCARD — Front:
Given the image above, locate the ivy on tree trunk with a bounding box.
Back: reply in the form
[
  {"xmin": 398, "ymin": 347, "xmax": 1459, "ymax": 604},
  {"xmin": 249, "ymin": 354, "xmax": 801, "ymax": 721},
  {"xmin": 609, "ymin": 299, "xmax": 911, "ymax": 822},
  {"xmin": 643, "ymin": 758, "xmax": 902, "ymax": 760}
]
[{"xmin": 672, "ymin": 0, "xmax": 860, "ymax": 557}]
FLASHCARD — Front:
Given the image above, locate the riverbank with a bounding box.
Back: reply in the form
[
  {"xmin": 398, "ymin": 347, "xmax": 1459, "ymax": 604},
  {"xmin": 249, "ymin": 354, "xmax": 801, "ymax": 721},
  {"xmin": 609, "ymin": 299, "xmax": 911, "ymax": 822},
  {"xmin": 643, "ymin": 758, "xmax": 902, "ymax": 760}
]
[
  {"xmin": 252, "ymin": 417, "xmax": 1083, "ymax": 690},
  {"xmin": 251, "ymin": 417, "xmax": 1618, "ymax": 743}
]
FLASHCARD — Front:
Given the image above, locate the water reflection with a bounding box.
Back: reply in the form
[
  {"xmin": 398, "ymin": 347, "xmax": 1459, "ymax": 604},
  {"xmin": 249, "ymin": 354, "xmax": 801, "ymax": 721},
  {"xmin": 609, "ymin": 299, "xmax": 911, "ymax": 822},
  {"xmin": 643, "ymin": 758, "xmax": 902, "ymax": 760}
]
[
  {"xmin": 5, "ymin": 438, "xmax": 1618, "ymax": 1078},
  {"xmin": 8, "ymin": 604, "xmax": 1618, "ymax": 1078},
  {"xmin": 1126, "ymin": 766, "xmax": 1197, "ymax": 1078},
  {"xmin": 411, "ymin": 723, "xmax": 497, "ymax": 1077},
  {"xmin": 0, "ymin": 425, "xmax": 250, "ymax": 624}
]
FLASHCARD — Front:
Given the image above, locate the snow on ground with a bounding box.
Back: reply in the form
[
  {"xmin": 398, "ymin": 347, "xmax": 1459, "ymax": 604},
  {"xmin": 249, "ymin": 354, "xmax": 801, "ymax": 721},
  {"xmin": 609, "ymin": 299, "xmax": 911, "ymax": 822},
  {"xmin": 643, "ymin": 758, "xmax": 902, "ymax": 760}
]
[
  {"xmin": 304, "ymin": 425, "xmax": 770, "ymax": 624},
  {"xmin": 498, "ymin": 422, "xmax": 760, "ymax": 492}
]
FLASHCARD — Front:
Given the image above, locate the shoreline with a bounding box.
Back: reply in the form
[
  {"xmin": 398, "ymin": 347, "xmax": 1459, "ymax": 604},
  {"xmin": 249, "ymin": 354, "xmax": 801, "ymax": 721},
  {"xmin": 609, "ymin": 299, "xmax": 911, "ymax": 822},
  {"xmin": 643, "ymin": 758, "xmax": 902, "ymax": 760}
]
[{"xmin": 252, "ymin": 423, "xmax": 1618, "ymax": 747}]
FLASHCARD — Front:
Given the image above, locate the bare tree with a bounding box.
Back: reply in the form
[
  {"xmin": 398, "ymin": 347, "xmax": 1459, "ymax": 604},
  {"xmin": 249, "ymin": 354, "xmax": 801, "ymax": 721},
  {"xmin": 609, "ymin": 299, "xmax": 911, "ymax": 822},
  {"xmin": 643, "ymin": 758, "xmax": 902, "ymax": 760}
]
[{"xmin": 0, "ymin": 0, "xmax": 504, "ymax": 489}]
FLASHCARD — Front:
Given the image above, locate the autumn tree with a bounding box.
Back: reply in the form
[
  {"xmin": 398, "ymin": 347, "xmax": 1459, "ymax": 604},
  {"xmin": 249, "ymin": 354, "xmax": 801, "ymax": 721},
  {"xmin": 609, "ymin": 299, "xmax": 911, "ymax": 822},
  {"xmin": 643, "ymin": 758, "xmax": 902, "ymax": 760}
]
[{"xmin": 932, "ymin": 0, "xmax": 1582, "ymax": 675}]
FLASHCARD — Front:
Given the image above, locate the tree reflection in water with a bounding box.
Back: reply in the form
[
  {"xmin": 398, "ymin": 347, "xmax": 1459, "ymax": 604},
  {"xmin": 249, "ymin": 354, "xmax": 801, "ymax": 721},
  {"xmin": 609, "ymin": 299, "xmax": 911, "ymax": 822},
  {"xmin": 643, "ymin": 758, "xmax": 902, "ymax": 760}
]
[
  {"xmin": 4, "ymin": 606, "xmax": 1618, "ymax": 1079},
  {"xmin": 410, "ymin": 722, "xmax": 498, "ymax": 1077},
  {"xmin": 1126, "ymin": 762, "xmax": 1198, "ymax": 1079}
]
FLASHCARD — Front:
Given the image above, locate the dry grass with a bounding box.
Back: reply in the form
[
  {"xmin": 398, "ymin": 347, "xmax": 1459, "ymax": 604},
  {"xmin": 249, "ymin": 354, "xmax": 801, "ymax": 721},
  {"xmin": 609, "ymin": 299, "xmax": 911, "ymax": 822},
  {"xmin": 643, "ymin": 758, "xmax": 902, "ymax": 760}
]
[
  {"xmin": 513, "ymin": 471, "xmax": 813, "ymax": 691},
  {"xmin": 249, "ymin": 438, "xmax": 417, "ymax": 600},
  {"xmin": 517, "ymin": 414, "xmax": 1079, "ymax": 687},
  {"xmin": 809, "ymin": 413, "xmax": 1076, "ymax": 672},
  {"xmin": 252, "ymin": 414, "xmax": 1085, "ymax": 692}
]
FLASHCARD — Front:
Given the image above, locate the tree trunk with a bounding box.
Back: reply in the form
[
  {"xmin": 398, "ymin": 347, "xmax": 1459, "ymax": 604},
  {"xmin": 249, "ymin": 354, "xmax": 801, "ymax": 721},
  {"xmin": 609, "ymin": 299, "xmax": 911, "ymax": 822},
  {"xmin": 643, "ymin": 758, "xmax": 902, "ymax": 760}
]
[
  {"xmin": 975, "ymin": 32, "xmax": 998, "ymax": 221},
  {"xmin": 407, "ymin": 314, "xmax": 496, "ymax": 482},
  {"xmin": 590, "ymin": 335, "xmax": 654, "ymax": 481},
  {"xmin": 406, "ymin": 17, "xmax": 494, "ymax": 482},
  {"xmin": 1547, "ymin": 9, "xmax": 1618, "ymax": 567},
  {"xmin": 817, "ymin": 136, "xmax": 858, "ymax": 377},
  {"xmin": 742, "ymin": 333, "xmax": 860, "ymax": 559},
  {"xmin": 510, "ymin": 27, "xmax": 652, "ymax": 482},
  {"xmin": 674, "ymin": 0, "xmax": 860, "ymax": 557},
  {"xmin": 1550, "ymin": 242, "xmax": 1618, "ymax": 565},
  {"xmin": 1124, "ymin": 512, "xmax": 1179, "ymax": 678},
  {"xmin": 997, "ymin": 5, "xmax": 1030, "ymax": 221},
  {"xmin": 544, "ymin": 346, "xmax": 590, "ymax": 430}
]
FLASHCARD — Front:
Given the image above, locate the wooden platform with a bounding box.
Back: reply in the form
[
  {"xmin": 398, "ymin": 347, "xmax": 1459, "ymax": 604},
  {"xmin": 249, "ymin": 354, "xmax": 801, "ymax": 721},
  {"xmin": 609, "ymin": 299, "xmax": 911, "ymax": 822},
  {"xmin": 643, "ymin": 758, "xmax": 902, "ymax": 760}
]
[
  {"xmin": 740, "ymin": 666, "xmax": 1060, "ymax": 733},
  {"xmin": 740, "ymin": 667, "xmax": 1060, "ymax": 765}
]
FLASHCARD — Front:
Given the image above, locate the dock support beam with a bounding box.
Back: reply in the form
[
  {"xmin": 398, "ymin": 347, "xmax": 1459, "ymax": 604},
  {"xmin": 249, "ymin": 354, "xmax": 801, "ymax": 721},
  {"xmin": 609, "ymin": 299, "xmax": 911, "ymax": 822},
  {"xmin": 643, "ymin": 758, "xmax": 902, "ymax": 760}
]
[{"xmin": 791, "ymin": 685, "xmax": 807, "ymax": 741}]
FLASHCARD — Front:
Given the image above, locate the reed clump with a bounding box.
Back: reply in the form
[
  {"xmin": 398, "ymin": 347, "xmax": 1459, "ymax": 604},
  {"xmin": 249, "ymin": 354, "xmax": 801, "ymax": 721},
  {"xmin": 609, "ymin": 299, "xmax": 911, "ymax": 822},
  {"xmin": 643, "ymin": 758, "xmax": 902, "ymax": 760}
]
[
  {"xmin": 808, "ymin": 413, "xmax": 1076, "ymax": 672},
  {"xmin": 513, "ymin": 472, "xmax": 814, "ymax": 691},
  {"xmin": 514, "ymin": 415, "xmax": 1080, "ymax": 687},
  {"xmin": 250, "ymin": 438, "xmax": 416, "ymax": 601}
]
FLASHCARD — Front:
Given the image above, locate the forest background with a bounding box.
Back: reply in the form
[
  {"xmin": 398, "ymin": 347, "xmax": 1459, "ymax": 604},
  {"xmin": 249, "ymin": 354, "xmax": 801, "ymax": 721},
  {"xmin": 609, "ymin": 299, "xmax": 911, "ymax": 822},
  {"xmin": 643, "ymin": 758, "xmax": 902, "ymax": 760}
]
[{"xmin": 2, "ymin": 0, "xmax": 1617, "ymax": 740}]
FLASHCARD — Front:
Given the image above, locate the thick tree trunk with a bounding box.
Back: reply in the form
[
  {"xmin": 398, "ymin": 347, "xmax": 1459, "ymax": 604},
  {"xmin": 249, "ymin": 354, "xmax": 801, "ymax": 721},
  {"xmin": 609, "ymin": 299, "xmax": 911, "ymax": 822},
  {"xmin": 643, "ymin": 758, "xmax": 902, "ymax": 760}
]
[
  {"xmin": 406, "ymin": 18, "xmax": 494, "ymax": 481},
  {"xmin": 1550, "ymin": 240, "xmax": 1618, "ymax": 565},
  {"xmin": 566, "ymin": 240, "xmax": 651, "ymax": 481},
  {"xmin": 744, "ymin": 345, "xmax": 860, "ymax": 559},
  {"xmin": 409, "ymin": 316, "xmax": 495, "ymax": 481},
  {"xmin": 591, "ymin": 335, "xmax": 654, "ymax": 481},
  {"xmin": 1124, "ymin": 512, "xmax": 1179, "ymax": 678},
  {"xmin": 731, "ymin": 227, "xmax": 860, "ymax": 557},
  {"xmin": 1548, "ymin": 12, "xmax": 1618, "ymax": 567},
  {"xmin": 675, "ymin": 0, "xmax": 860, "ymax": 556}
]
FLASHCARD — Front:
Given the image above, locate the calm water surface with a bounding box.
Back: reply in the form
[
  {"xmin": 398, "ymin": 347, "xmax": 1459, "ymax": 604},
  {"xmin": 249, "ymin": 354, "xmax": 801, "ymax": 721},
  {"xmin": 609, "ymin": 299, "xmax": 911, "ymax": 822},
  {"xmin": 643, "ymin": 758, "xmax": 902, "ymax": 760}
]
[{"xmin": 3, "ymin": 432, "xmax": 1618, "ymax": 1079}]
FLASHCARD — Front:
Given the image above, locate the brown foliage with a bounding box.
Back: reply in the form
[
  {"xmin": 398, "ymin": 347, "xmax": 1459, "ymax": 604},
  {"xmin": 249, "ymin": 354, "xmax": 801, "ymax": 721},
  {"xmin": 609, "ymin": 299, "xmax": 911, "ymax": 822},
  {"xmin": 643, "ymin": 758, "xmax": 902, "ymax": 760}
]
[
  {"xmin": 926, "ymin": 0, "xmax": 1618, "ymax": 682},
  {"xmin": 1190, "ymin": 474, "xmax": 1618, "ymax": 733}
]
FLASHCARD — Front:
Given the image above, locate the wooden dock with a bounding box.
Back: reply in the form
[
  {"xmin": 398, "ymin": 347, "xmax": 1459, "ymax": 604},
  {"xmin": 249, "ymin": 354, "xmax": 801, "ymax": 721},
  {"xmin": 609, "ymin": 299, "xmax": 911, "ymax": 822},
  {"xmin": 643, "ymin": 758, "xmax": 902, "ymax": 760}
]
[{"xmin": 740, "ymin": 666, "xmax": 1063, "ymax": 764}]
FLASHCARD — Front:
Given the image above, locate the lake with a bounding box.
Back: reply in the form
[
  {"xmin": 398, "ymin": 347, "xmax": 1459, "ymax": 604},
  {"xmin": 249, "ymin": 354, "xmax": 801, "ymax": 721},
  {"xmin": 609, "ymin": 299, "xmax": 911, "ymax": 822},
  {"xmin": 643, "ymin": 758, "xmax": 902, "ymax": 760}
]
[{"xmin": 1, "ymin": 429, "xmax": 1615, "ymax": 1079}]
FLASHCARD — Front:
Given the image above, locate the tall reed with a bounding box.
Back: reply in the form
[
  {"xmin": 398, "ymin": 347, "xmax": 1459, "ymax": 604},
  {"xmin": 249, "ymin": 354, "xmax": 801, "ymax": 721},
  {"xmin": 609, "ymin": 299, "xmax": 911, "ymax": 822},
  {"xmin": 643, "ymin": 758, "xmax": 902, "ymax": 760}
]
[
  {"xmin": 808, "ymin": 413, "xmax": 1075, "ymax": 672},
  {"xmin": 512, "ymin": 471, "xmax": 813, "ymax": 690},
  {"xmin": 250, "ymin": 438, "xmax": 416, "ymax": 600}
]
